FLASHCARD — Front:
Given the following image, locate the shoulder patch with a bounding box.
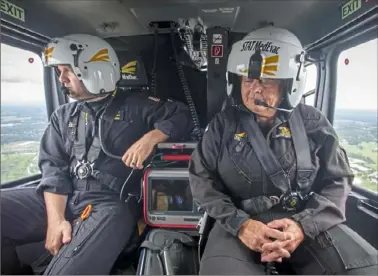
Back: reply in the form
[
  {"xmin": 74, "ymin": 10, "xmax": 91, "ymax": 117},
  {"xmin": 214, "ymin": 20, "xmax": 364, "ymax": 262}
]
[{"xmin": 148, "ymin": 96, "xmax": 160, "ymax": 102}]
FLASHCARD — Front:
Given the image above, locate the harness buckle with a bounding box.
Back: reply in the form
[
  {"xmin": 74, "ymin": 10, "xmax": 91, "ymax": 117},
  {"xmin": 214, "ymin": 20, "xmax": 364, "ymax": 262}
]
[
  {"xmin": 279, "ymin": 190, "xmax": 312, "ymax": 212},
  {"xmin": 74, "ymin": 160, "xmax": 94, "ymax": 180}
]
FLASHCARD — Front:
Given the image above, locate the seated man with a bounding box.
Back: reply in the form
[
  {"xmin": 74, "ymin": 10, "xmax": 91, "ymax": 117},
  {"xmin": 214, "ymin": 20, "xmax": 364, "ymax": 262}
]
[
  {"xmin": 189, "ymin": 26, "xmax": 378, "ymax": 275},
  {"xmin": 1, "ymin": 34, "xmax": 193, "ymax": 275}
]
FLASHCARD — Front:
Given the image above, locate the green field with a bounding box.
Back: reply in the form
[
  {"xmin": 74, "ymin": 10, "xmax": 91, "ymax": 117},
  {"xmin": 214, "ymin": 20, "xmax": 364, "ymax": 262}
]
[
  {"xmin": 340, "ymin": 141, "xmax": 378, "ymax": 193},
  {"xmin": 359, "ymin": 176, "xmax": 378, "ymax": 193},
  {"xmin": 1, "ymin": 153, "xmax": 38, "ymax": 182},
  {"xmin": 341, "ymin": 141, "xmax": 378, "ymax": 169},
  {"xmin": 1, "ymin": 142, "xmax": 40, "ymax": 183}
]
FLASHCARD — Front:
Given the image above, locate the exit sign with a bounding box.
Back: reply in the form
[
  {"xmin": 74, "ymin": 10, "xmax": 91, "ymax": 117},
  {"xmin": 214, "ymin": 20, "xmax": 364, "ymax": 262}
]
[
  {"xmin": 0, "ymin": 0, "xmax": 25, "ymax": 22},
  {"xmin": 341, "ymin": 0, "xmax": 362, "ymax": 20}
]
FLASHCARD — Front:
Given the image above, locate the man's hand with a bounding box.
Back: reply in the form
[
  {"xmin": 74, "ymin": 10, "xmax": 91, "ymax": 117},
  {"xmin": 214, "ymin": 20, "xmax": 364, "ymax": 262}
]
[
  {"xmin": 238, "ymin": 219, "xmax": 291, "ymax": 259},
  {"xmin": 261, "ymin": 218, "xmax": 305, "ymax": 262},
  {"xmin": 43, "ymin": 192, "xmax": 70, "ymax": 256},
  {"xmin": 122, "ymin": 136, "xmax": 155, "ymax": 169},
  {"xmin": 45, "ymin": 220, "xmax": 72, "ymax": 256},
  {"xmin": 122, "ymin": 129, "xmax": 169, "ymax": 169}
]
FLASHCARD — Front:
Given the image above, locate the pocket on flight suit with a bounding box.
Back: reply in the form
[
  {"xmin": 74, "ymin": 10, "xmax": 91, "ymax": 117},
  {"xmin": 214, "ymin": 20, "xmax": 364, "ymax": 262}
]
[
  {"xmin": 226, "ymin": 138, "xmax": 261, "ymax": 185},
  {"xmin": 44, "ymin": 209, "xmax": 110, "ymax": 275},
  {"xmin": 109, "ymin": 120, "xmax": 134, "ymax": 140},
  {"xmin": 304, "ymin": 224, "xmax": 378, "ymax": 274},
  {"xmin": 106, "ymin": 111, "xmax": 134, "ymax": 142}
]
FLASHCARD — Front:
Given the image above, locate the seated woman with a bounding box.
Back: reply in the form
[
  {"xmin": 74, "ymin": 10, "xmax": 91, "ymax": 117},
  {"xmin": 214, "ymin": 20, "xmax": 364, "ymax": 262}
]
[{"xmin": 188, "ymin": 26, "xmax": 377, "ymax": 275}]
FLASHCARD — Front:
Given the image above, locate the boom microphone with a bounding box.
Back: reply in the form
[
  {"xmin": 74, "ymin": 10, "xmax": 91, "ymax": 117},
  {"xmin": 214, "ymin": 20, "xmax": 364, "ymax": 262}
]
[
  {"xmin": 60, "ymin": 85, "xmax": 70, "ymax": 95},
  {"xmin": 254, "ymin": 99, "xmax": 292, "ymax": 113}
]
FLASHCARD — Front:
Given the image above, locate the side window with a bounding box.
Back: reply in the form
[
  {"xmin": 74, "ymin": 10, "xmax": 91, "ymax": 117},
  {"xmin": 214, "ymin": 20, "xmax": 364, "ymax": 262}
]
[
  {"xmin": 1, "ymin": 44, "xmax": 47, "ymax": 183},
  {"xmin": 302, "ymin": 63, "xmax": 317, "ymax": 106},
  {"xmin": 334, "ymin": 38, "xmax": 378, "ymax": 193}
]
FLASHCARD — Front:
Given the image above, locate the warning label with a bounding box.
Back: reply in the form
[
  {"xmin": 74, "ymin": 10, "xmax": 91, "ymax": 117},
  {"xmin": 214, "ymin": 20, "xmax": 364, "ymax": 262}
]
[
  {"xmin": 213, "ymin": 34, "xmax": 222, "ymax": 44},
  {"xmin": 211, "ymin": 45, "xmax": 224, "ymax": 57}
]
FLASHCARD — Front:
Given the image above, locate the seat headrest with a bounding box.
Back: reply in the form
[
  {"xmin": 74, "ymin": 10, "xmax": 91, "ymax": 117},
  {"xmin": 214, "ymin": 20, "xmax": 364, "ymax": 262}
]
[{"xmin": 117, "ymin": 53, "xmax": 149, "ymax": 90}]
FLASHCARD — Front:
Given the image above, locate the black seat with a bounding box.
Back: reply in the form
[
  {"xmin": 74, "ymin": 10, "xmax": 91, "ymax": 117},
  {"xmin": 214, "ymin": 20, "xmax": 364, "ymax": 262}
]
[
  {"xmin": 221, "ymin": 96, "xmax": 236, "ymax": 111},
  {"xmin": 117, "ymin": 53, "xmax": 149, "ymax": 91}
]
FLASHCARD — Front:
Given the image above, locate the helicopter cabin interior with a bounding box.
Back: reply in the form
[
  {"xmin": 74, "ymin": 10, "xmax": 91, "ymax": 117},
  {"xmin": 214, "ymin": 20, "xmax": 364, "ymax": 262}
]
[{"xmin": 1, "ymin": 0, "xmax": 377, "ymax": 274}]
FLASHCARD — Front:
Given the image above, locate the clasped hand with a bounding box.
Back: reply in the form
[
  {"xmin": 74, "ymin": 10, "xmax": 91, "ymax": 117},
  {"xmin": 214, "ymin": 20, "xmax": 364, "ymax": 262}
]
[{"xmin": 238, "ymin": 218, "xmax": 304, "ymax": 263}]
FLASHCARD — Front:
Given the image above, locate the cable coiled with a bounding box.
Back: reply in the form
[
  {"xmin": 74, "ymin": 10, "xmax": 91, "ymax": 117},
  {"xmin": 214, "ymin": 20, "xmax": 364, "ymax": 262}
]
[
  {"xmin": 170, "ymin": 26, "xmax": 202, "ymax": 141},
  {"xmin": 151, "ymin": 26, "xmax": 159, "ymax": 97}
]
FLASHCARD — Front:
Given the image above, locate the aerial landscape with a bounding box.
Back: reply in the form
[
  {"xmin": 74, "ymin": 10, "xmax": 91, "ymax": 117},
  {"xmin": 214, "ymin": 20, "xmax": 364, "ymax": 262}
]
[
  {"xmin": 333, "ymin": 109, "xmax": 378, "ymax": 193},
  {"xmin": 1, "ymin": 104, "xmax": 47, "ymax": 182}
]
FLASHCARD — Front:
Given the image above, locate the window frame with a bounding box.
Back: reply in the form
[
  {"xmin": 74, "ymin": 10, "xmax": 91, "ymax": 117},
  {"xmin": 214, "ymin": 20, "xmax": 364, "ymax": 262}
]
[
  {"xmin": 326, "ymin": 31, "xmax": 377, "ymax": 125},
  {"xmin": 301, "ymin": 62, "xmax": 318, "ymax": 107},
  {"xmin": 1, "ymin": 42, "xmax": 48, "ymax": 186},
  {"xmin": 332, "ymin": 36, "xmax": 378, "ymax": 197}
]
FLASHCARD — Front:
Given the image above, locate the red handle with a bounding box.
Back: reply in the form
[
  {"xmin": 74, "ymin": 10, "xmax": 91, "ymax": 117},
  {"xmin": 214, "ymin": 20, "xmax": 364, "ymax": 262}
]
[{"xmin": 161, "ymin": 154, "xmax": 191, "ymax": 161}]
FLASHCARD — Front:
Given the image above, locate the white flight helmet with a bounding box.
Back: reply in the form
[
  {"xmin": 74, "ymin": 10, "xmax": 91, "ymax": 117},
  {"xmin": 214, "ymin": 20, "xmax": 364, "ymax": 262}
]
[
  {"xmin": 42, "ymin": 34, "xmax": 121, "ymax": 96},
  {"xmin": 226, "ymin": 26, "xmax": 307, "ymax": 111}
]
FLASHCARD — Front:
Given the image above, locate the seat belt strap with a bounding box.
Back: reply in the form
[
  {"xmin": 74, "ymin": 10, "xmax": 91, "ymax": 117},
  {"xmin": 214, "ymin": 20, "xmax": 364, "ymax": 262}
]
[
  {"xmin": 71, "ymin": 91, "xmax": 128, "ymax": 164},
  {"xmin": 69, "ymin": 90, "xmax": 129, "ymax": 181},
  {"xmin": 72, "ymin": 111, "xmax": 88, "ymax": 161},
  {"xmin": 86, "ymin": 136, "xmax": 102, "ymax": 163},
  {"xmin": 240, "ymin": 113, "xmax": 290, "ymax": 193},
  {"xmin": 68, "ymin": 107, "xmax": 80, "ymax": 139},
  {"xmin": 240, "ymin": 107, "xmax": 314, "ymax": 194},
  {"xmin": 288, "ymin": 108, "xmax": 313, "ymax": 193}
]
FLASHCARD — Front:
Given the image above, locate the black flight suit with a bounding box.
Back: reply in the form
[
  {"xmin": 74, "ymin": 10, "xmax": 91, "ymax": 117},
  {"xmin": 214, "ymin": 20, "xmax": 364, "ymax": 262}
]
[
  {"xmin": 189, "ymin": 103, "xmax": 378, "ymax": 275},
  {"xmin": 1, "ymin": 92, "xmax": 193, "ymax": 275}
]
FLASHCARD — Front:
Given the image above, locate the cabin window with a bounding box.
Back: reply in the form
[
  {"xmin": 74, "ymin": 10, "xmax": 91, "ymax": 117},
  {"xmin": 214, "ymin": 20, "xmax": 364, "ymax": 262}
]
[
  {"xmin": 302, "ymin": 63, "xmax": 317, "ymax": 106},
  {"xmin": 1, "ymin": 43, "xmax": 47, "ymax": 183},
  {"xmin": 334, "ymin": 38, "xmax": 378, "ymax": 194}
]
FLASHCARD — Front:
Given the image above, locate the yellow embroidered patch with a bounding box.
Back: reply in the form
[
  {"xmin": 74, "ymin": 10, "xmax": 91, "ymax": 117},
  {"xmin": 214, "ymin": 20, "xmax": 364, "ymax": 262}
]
[
  {"xmin": 234, "ymin": 132, "xmax": 247, "ymax": 141},
  {"xmin": 114, "ymin": 111, "xmax": 121, "ymax": 120},
  {"xmin": 235, "ymin": 132, "xmax": 246, "ymax": 138},
  {"xmin": 277, "ymin": 126, "xmax": 291, "ymax": 138}
]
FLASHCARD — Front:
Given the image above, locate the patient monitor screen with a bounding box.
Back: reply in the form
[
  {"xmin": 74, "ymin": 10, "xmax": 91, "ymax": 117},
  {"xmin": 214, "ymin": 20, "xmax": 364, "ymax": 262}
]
[{"xmin": 150, "ymin": 179, "xmax": 193, "ymax": 212}]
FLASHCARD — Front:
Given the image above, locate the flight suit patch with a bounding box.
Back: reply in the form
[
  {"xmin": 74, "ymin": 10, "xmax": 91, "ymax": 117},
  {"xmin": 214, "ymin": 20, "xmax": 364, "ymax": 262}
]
[
  {"xmin": 233, "ymin": 133, "xmax": 247, "ymax": 152},
  {"xmin": 273, "ymin": 126, "xmax": 292, "ymax": 139},
  {"xmin": 113, "ymin": 110, "xmax": 124, "ymax": 120},
  {"xmin": 234, "ymin": 132, "xmax": 247, "ymax": 142}
]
